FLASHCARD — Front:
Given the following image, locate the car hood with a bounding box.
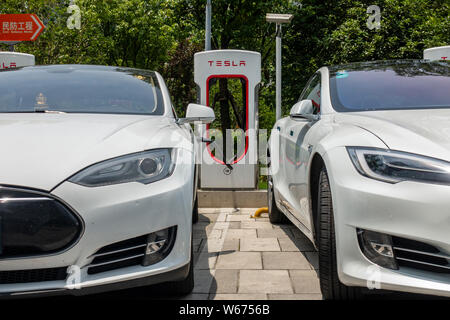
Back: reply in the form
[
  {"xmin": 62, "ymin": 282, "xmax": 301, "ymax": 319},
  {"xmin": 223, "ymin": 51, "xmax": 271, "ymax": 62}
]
[
  {"xmin": 335, "ymin": 109, "xmax": 450, "ymax": 161},
  {"xmin": 0, "ymin": 113, "xmax": 178, "ymax": 191}
]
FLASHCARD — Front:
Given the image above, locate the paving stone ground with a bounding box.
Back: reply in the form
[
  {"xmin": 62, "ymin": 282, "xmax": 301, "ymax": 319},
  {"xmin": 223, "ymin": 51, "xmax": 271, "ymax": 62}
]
[{"xmin": 186, "ymin": 208, "xmax": 323, "ymax": 300}]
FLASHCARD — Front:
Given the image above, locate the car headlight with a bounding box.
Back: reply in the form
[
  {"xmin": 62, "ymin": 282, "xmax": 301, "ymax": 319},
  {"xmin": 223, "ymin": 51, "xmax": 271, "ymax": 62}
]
[
  {"xmin": 69, "ymin": 149, "xmax": 176, "ymax": 187},
  {"xmin": 347, "ymin": 147, "xmax": 450, "ymax": 185}
]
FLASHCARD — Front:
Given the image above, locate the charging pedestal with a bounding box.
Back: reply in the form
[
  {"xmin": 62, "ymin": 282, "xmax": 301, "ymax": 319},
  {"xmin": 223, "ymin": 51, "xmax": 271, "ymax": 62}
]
[
  {"xmin": 0, "ymin": 52, "xmax": 35, "ymax": 69},
  {"xmin": 194, "ymin": 50, "xmax": 261, "ymax": 189},
  {"xmin": 424, "ymin": 46, "xmax": 450, "ymax": 61}
]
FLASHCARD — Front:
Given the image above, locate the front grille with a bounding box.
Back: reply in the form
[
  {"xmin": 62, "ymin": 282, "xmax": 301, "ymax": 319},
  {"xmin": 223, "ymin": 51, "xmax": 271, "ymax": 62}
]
[
  {"xmin": 392, "ymin": 237, "xmax": 450, "ymax": 274},
  {"xmin": 0, "ymin": 267, "xmax": 67, "ymax": 284},
  {"xmin": 87, "ymin": 235, "xmax": 149, "ymax": 275},
  {"xmin": 0, "ymin": 187, "xmax": 82, "ymax": 259}
]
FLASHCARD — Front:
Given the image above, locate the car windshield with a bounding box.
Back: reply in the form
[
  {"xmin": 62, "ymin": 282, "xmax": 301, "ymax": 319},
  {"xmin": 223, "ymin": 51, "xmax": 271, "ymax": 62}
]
[
  {"xmin": 0, "ymin": 65, "xmax": 164, "ymax": 115},
  {"xmin": 329, "ymin": 60, "xmax": 450, "ymax": 112}
]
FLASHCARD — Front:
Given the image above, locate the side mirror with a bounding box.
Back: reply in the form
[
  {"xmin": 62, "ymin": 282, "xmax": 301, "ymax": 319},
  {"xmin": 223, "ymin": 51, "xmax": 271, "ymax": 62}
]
[
  {"xmin": 178, "ymin": 104, "xmax": 215, "ymax": 124},
  {"xmin": 289, "ymin": 100, "xmax": 320, "ymax": 121}
]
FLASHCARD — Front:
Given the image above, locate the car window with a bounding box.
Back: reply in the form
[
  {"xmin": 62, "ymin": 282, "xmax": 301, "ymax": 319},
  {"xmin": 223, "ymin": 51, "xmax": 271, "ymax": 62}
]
[
  {"xmin": 299, "ymin": 73, "xmax": 321, "ymax": 115},
  {"xmin": 0, "ymin": 66, "xmax": 165, "ymax": 115},
  {"xmin": 329, "ymin": 61, "xmax": 450, "ymax": 112}
]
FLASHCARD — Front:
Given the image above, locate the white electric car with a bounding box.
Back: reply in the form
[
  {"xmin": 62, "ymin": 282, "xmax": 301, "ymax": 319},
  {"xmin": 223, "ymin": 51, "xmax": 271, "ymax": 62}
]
[
  {"xmin": 269, "ymin": 60, "xmax": 450, "ymax": 299},
  {"xmin": 0, "ymin": 65, "xmax": 214, "ymax": 297}
]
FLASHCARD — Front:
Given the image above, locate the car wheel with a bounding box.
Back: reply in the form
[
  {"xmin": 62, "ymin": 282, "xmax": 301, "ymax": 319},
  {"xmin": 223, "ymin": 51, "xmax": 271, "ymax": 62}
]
[
  {"xmin": 192, "ymin": 195, "xmax": 199, "ymax": 224},
  {"xmin": 268, "ymin": 175, "xmax": 288, "ymax": 224},
  {"xmin": 165, "ymin": 241, "xmax": 194, "ymax": 296},
  {"xmin": 317, "ymin": 167, "xmax": 361, "ymax": 300}
]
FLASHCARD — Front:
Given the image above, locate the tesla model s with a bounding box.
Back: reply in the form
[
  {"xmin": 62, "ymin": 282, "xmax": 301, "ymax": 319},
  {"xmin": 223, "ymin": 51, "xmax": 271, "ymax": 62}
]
[
  {"xmin": 268, "ymin": 60, "xmax": 450, "ymax": 299},
  {"xmin": 0, "ymin": 65, "xmax": 214, "ymax": 297}
]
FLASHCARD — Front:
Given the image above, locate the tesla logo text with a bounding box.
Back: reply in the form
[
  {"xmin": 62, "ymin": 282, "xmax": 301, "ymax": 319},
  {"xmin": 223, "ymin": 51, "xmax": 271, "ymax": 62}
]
[
  {"xmin": 208, "ymin": 60, "xmax": 246, "ymax": 67},
  {"xmin": 0, "ymin": 62, "xmax": 17, "ymax": 69}
]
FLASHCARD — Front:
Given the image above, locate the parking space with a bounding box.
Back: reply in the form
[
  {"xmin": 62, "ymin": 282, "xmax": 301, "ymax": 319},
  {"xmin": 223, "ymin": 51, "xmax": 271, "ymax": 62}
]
[{"xmin": 185, "ymin": 208, "xmax": 322, "ymax": 300}]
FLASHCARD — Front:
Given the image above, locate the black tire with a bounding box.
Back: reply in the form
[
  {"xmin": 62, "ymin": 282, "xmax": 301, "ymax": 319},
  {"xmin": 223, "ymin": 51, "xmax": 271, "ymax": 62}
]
[
  {"xmin": 317, "ymin": 167, "xmax": 361, "ymax": 300},
  {"xmin": 166, "ymin": 243, "xmax": 194, "ymax": 296},
  {"xmin": 268, "ymin": 175, "xmax": 289, "ymax": 224},
  {"xmin": 192, "ymin": 195, "xmax": 199, "ymax": 224}
]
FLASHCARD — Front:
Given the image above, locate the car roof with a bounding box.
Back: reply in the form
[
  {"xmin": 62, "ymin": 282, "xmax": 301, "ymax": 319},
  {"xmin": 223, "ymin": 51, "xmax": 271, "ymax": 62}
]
[
  {"xmin": 0, "ymin": 64, "xmax": 158, "ymax": 75},
  {"xmin": 327, "ymin": 59, "xmax": 449, "ymax": 73}
]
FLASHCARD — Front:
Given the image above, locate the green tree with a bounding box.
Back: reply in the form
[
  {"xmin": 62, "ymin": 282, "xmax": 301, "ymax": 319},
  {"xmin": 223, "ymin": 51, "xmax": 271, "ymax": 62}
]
[
  {"xmin": 1, "ymin": 0, "xmax": 179, "ymax": 69},
  {"xmin": 282, "ymin": 0, "xmax": 449, "ymax": 112},
  {"xmin": 0, "ymin": 0, "xmax": 448, "ymax": 128},
  {"xmin": 173, "ymin": 0, "xmax": 292, "ymax": 126}
]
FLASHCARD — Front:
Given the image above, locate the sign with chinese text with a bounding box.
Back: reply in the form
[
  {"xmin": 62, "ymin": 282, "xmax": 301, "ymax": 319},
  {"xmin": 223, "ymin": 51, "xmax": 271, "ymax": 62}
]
[{"xmin": 0, "ymin": 14, "xmax": 45, "ymax": 42}]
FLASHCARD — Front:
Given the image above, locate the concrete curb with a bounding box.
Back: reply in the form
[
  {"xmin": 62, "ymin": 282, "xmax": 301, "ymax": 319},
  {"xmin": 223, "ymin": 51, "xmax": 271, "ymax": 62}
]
[{"xmin": 198, "ymin": 190, "xmax": 268, "ymax": 208}]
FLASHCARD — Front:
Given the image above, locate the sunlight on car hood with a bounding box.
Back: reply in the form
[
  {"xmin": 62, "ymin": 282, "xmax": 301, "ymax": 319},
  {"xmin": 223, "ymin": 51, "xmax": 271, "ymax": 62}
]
[
  {"xmin": 0, "ymin": 113, "xmax": 176, "ymax": 191},
  {"xmin": 335, "ymin": 109, "xmax": 450, "ymax": 162}
]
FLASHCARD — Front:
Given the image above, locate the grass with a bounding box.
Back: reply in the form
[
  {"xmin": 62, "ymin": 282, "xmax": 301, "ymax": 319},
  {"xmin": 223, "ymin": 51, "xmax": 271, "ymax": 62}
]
[{"xmin": 258, "ymin": 176, "xmax": 268, "ymax": 190}]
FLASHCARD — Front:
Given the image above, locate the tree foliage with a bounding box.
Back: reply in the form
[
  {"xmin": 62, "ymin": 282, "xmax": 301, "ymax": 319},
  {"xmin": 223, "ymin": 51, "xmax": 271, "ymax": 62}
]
[{"xmin": 0, "ymin": 0, "xmax": 448, "ymax": 127}]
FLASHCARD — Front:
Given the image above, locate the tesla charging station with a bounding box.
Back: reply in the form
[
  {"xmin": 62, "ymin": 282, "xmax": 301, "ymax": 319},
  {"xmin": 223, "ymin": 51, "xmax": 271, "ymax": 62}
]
[
  {"xmin": 195, "ymin": 50, "xmax": 261, "ymax": 189},
  {"xmin": 0, "ymin": 52, "xmax": 35, "ymax": 69},
  {"xmin": 424, "ymin": 46, "xmax": 450, "ymax": 61}
]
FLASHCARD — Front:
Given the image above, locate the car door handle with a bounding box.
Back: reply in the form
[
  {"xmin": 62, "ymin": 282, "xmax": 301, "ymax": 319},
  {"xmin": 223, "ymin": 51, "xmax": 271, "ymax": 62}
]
[{"xmin": 290, "ymin": 130, "xmax": 294, "ymax": 136}]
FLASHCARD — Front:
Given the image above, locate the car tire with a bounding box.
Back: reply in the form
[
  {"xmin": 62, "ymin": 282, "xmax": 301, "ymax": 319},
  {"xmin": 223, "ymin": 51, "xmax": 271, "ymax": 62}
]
[
  {"xmin": 166, "ymin": 242, "xmax": 194, "ymax": 296},
  {"xmin": 317, "ymin": 167, "xmax": 361, "ymax": 300},
  {"xmin": 192, "ymin": 195, "xmax": 199, "ymax": 224},
  {"xmin": 268, "ymin": 175, "xmax": 289, "ymax": 224}
]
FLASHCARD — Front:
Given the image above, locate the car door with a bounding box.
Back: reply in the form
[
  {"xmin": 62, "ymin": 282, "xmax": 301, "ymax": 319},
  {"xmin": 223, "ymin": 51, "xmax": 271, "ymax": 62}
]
[
  {"xmin": 270, "ymin": 115, "xmax": 291, "ymax": 206},
  {"xmin": 283, "ymin": 73, "xmax": 322, "ymax": 228}
]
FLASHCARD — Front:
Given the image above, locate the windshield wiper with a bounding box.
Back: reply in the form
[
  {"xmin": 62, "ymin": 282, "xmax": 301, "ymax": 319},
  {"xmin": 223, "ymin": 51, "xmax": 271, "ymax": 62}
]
[
  {"xmin": 0, "ymin": 110, "xmax": 66, "ymax": 114},
  {"xmin": 34, "ymin": 109, "xmax": 66, "ymax": 114}
]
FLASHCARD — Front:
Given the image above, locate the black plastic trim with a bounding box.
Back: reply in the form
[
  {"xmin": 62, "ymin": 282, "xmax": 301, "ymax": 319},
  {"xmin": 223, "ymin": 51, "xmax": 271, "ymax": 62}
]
[
  {"xmin": 0, "ymin": 263, "xmax": 190, "ymax": 299},
  {"xmin": 0, "ymin": 185, "xmax": 85, "ymax": 261}
]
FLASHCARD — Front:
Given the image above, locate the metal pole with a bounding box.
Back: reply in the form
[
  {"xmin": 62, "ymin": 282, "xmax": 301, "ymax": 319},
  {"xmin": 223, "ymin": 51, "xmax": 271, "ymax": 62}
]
[
  {"xmin": 275, "ymin": 24, "xmax": 282, "ymax": 121},
  {"xmin": 205, "ymin": 0, "xmax": 212, "ymax": 51},
  {"xmin": 1, "ymin": 41, "xmax": 19, "ymax": 52}
]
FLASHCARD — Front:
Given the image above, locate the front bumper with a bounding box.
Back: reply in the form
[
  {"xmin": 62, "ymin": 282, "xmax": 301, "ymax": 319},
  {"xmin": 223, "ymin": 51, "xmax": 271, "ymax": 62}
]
[
  {"xmin": 324, "ymin": 147, "xmax": 450, "ymax": 298},
  {"xmin": 0, "ymin": 263, "xmax": 190, "ymax": 298},
  {"xmin": 0, "ymin": 150, "xmax": 194, "ymax": 296}
]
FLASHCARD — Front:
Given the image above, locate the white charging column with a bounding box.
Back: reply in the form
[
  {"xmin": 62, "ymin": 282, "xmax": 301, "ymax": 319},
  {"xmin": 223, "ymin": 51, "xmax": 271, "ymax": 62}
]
[
  {"xmin": 194, "ymin": 50, "xmax": 261, "ymax": 189},
  {"xmin": 424, "ymin": 46, "xmax": 450, "ymax": 61},
  {"xmin": 0, "ymin": 52, "xmax": 35, "ymax": 69}
]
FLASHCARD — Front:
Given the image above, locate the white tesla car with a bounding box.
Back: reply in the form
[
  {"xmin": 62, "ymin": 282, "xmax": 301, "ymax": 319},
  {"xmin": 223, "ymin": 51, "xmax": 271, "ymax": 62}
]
[
  {"xmin": 0, "ymin": 65, "xmax": 214, "ymax": 297},
  {"xmin": 269, "ymin": 60, "xmax": 450, "ymax": 299}
]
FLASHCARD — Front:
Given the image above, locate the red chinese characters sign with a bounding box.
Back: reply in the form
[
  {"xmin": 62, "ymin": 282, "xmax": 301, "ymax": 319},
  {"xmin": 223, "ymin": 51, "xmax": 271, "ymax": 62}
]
[{"xmin": 0, "ymin": 14, "xmax": 45, "ymax": 41}]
